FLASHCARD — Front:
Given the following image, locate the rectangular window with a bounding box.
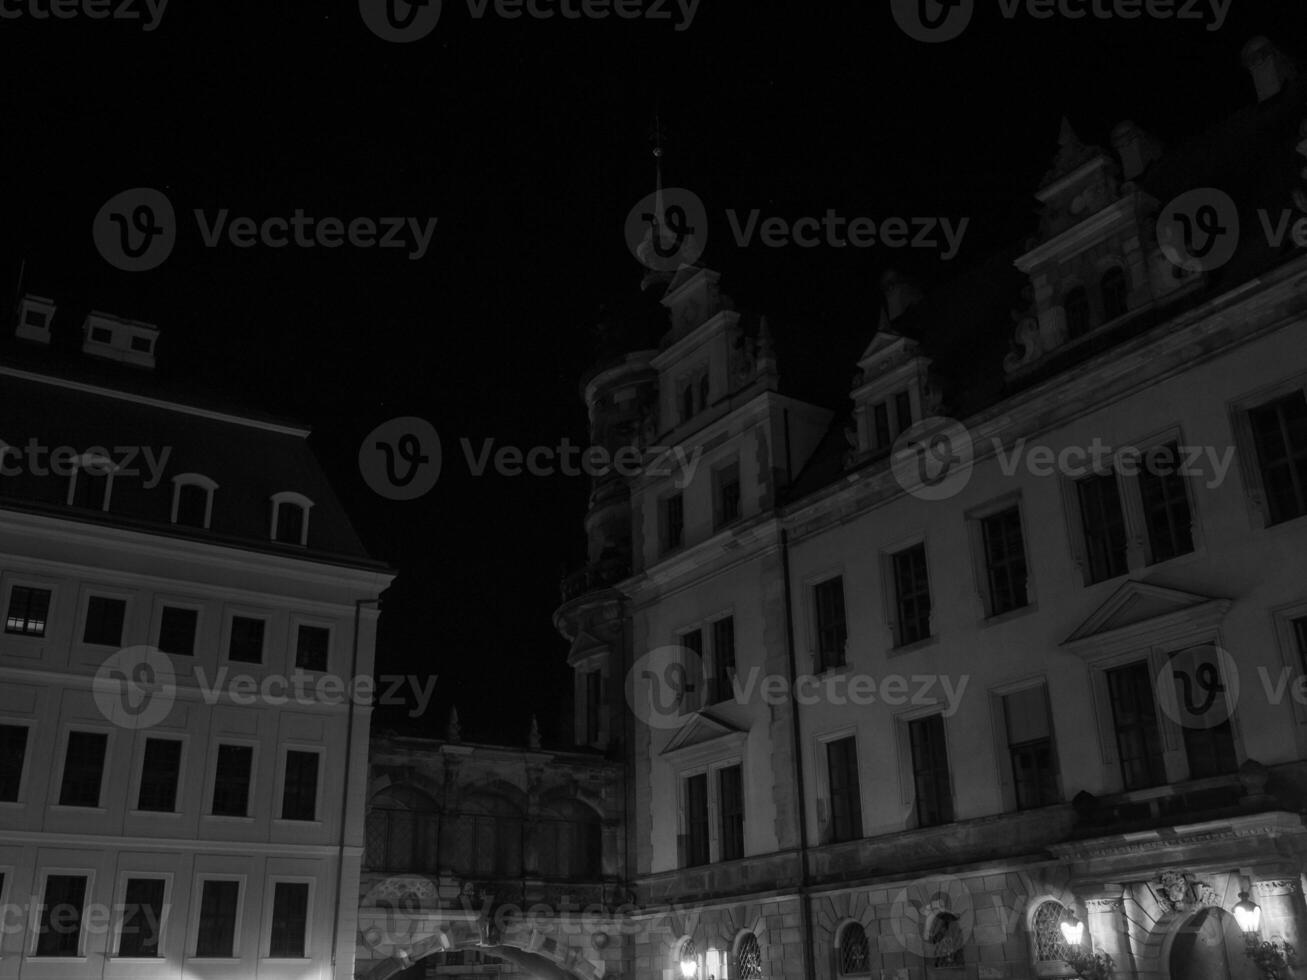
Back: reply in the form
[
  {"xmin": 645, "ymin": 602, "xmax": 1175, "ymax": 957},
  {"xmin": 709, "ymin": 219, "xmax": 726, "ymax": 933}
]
[
  {"xmin": 872, "ymin": 402, "xmax": 890, "ymax": 449},
  {"xmin": 981, "ymin": 507, "xmax": 1028, "ymax": 616},
  {"xmin": 894, "ymin": 391, "xmax": 913, "ymax": 436},
  {"xmin": 1003, "ymin": 687, "xmax": 1058, "ymax": 809},
  {"xmin": 294, "ymin": 625, "xmax": 329, "ymax": 672},
  {"xmin": 36, "ymin": 874, "xmax": 87, "ymax": 957},
  {"xmin": 275, "ymin": 503, "xmax": 304, "ymax": 545},
  {"xmin": 1294, "ymin": 616, "xmax": 1307, "ymax": 673},
  {"xmin": 892, "ymin": 544, "xmax": 932, "ymax": 645},
  {"xmin": 714, "ymin": 463, "xmax": 741, "ymax": 529},
  {"xmin": 683, "ymin": 773, "xmax": 709, "ymax": 867},
  {"xmin": 1167, "ymin": 647, "xmax": 1238, "ymax": 779},
  {"xmin": 176, "ymin": 484, "xmax": 208, "ymax": 528},
  {"xmin": 711, "ymin": 617, "xmax": 736, "ymax": 703},
  {"xmin": 663, "ymin": 493, "xmax": 684, "ymax": 552},
  {"xmin": 137, "ymin": 738, "xmax": 182, "ymax": 813},
  {"xmin": 59, "ymin": 731, "xmax": 107, "ymax": 807},
  {"xmin": 0, "ymin": 724, "xmax": 29, "ymax": 802},
  {"xmin": 681, "ymin": 629, "xmax": 702, "ymax": 710},
  {"xmin": 1138, "ymin": 443, "xmax": 1194, "ymax": 563},
  {"xmin": 909, "ymin": 715, "xmax": 952, "ymax": 827},
  {"xmin": 718, "ymin": 765, "xmax": 744, "ymax": 861},
  {"xmin": 75, "ymin": 468, "xmax": 109, "ymax": 510},
  {"xmin": 228, "ymin": 616, "xmax": 265, "ymax": 664},
  {"xmin": 117, "ymin": 878, "xmax": 166, "ymax": 957},
  {"xmin": 83, "ymin": 596, "xmax": 126, "ymax": 646},
  {"xmin": 6, "ymin": 585, "xmax": 51, "ymax": 636},
  {"xmin": 195, "ymin": 880, "xmax": 240, "ymax": 957},
  {"xmin": 158, "ymin": 606, "xmax": 198, "ymax": 656},
  {"xmin": 281, "ymin": 751, "xmax": 319, "ymax": 821},
  {"xmin": 1077, "ymin": 473, "xmax": 1129, "ymax": 583},
  {"xmin": 269, "ymin": 882, "xmax": 309, "ymax": 958},
  {"xmin": 814, "ymin": 577, "xmax": 847, "ymax": 672},
  {"xmin": 826, "ymin": 736, "xmax": 862, "ymax": 843},
  {"xmin": 1249, "ymin": 391, "xmax": 1307, "ymax": 525},
  {"xmin": 1106, "ymin": 661, "xmax": 1166, "ymax": 790},
  {"xmin": 584, "ymin": 669, "xmax": 602, "ymax": 744},
  {"xmin": 212, "ymin": 744, "xmax": 253, "ymax": 817}
]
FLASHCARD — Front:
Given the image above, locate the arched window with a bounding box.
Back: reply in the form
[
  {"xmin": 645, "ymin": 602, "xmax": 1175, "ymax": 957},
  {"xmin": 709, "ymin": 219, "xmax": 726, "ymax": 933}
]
[
  {"xmin": 736, "ymin": 931, "xmax": 764, "ymax": 979},
  {"xmin": 443, "ymin": 793, "xmax": 523, "ymax": 878},
  {"xmin": 1064, "ymin": 287, "xmax": 1091, "ymax": 339},
  {"xmin": 172, "ymin": 473, "xmax": 217, "ymax": 529},
  {"xmin": 1032, "ymin": 900, "xmax": 1073, "ymax": 963},
  {"xmin": 365, "ymin": 786, "xmax": 439, "ymax": 872},
  {"xmin": 1100, "ymin": 267, "xmax": 1128, "ymax": 321},
  {"xmin": 270, "ymin": 491, "xmax": 313, "ymax": 546},
  {"xmin": 928, "ymin": 911, "xmax": 964, "ymax": 967},
  {"xmin": 68, "ymin": 452, "xmax": 116, "ymax": 511},
  {"xmin": 837, "ymin": 922, "xmax": 870, "ymax": 976},
  {"xmin": 538, "ymin": 798, "xmax": 602, "ymax": 880}
]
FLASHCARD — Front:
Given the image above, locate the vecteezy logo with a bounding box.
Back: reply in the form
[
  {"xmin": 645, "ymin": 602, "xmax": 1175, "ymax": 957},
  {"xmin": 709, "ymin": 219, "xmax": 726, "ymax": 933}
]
[
  {"xmin": 1156, "ymin": 644, "xmax": 1240, "ymax": 731},
  {"xmin": 623, "ymin": 187, "xmax": 707, "ymax": 273},
  {"xmin": 93, "ymin": 645, "xmax": 177, "ymax": 730},
  {"xmin": 890, "ymin": 0, "xmax": 974, "ymax": 42},
  {"xmin": 359, "ymin": 875, "xmax": 443, "ymax": 955},
  {"xmin": 891, "ymin": 416, "xmax": 974, "ymax": 501},
  {"xmin": 359, "ymin": 417, "xmax": 442, "ymax": 500},
  {"xmin": 359, "ymin": 0, "xmax": 442, "ymax": 42},
  {"xmin": 625, "ymin": 644, "xmax": 703, "ymax": 731},
  {"xmin": 1157, "ymin": 188, "xmax": 1240, "ymax": 273},
  {"xmin": 890, "ymin": 874, "xmax": 974, "ymax": 960},
  {"xmin": 92, "ymin": 188, "xmax": 177, "ymax": 272}
]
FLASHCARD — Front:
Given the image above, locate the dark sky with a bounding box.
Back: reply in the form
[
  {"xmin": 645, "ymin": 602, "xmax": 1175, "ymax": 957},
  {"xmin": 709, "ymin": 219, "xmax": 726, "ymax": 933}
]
[{"xmin": 2, "ymin": 0, "xmax": 1306, "ymax": 744}]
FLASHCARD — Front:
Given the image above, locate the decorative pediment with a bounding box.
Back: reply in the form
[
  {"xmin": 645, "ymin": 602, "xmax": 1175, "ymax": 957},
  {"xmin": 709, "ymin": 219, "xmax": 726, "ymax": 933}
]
[
  {"xmin": 1062, "ymin": 580, "xmax": 1231, "ymax": 657},
  {"xmin": 659, "ymin": 712, "xmax": 746, "ymax": 760},
  {"xmin": 566, "ymin": 629, "xmax": 610, "ymax": 668}
]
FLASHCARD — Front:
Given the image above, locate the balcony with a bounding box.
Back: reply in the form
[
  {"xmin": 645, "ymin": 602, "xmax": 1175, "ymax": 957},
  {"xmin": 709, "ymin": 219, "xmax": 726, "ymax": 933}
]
[{"xmin": 559, "ymin": 556, "xmax": 630, "ymax": 603}]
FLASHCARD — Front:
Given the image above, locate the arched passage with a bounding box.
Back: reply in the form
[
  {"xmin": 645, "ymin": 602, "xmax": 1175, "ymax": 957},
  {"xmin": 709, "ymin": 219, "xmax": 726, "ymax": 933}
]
[
  {"xmin": 1165, "ymin": 907, "xmax": 1260, "ymax": 980},
  {"xmin": 360, "ymin": 941, "xmax": 594, "ymax": 980}
]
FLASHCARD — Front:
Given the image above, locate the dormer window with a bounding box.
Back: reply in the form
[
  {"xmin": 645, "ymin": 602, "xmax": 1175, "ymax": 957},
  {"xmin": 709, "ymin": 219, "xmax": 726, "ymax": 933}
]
[
  {"xmin": 1101, "ymin": 266, "xmax": 1128, "ymax": 321},
  {"xmin": 1064, "ymin": 287, "xmax": 1091, "ymax": 340},
  {"xmin": 16, "ymin": 295, "xmax": 55, "ymax": 345},
  {"xmin": 171, "ymin": 474, "xmax": 217, "ymax": 529},
  {"xmin": 677, "ymin": 366, "xmax": 710, "ymax": 425},
  {"xmin": 80, "ymin": 312, "xmax": 159, "ymax": 369},
  {"xmin": 680, "ymin": 384, "xmax": 694, "ymax": 424},
  {"xmin": 270, "ymin": 492, "xmax": 313, "ymax": 547},
  {"xmin": 67, "ymin": 454, "xmax": 115, "ymax": 512}
]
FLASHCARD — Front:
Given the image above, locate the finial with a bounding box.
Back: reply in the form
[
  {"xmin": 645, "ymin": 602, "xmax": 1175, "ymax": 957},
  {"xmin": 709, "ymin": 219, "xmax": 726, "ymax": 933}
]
[
  {"xmin": 528, "ymin": 714, "xmax": 541, "ymax": 750},
  {"xmin": 446, "ymin": 706, "xmax": 461, "ymax": 743}
]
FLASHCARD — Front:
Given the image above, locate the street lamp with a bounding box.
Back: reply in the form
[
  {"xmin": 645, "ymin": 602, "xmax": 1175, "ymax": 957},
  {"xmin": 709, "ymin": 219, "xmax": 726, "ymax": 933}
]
[
  {"xmin": 680, "ymin": 955, "xmax": 698, "ymax": 978},
  {"xmin": 1234, "ymin": 891, "xmax": 1263, "ymax": 940},
  {"xmin": 1060, "ymin": 910, "xmax": 1085, "ymax": 947}
]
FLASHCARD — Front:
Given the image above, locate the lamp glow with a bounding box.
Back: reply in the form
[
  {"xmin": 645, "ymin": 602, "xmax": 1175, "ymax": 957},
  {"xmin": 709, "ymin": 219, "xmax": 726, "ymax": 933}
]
[
  {"xmin": 680, "ymin": 956, "xmax": 698, "ymax": 978},
  {"xmin": 1060, "ymin": 912, "xmax": 1084, "ymax": 946},
  {"xmin": 1233, "ymin": 891, "xmax": 1262, "ymax": 934}
]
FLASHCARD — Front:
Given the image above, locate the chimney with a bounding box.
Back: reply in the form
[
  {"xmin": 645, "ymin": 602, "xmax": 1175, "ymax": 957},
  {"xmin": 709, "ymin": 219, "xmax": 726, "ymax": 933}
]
[
  {"xmin": 15, "ymin": 295, "xmax": 55, "ymax": 345},
  {"xmin": 1110, "ymin": 120, "xmax": 1163, "ymax": 181},
  {"xmin": 1242, "ymin": 37, "xmax": 1297, "ymax": 102},
  {"xmin": 880, "ymin": 269, "xmax": 923, "ymax": 322},
  {"xmin": 81, "ymin": 311, "xmax": 159, "ymax": 370}
]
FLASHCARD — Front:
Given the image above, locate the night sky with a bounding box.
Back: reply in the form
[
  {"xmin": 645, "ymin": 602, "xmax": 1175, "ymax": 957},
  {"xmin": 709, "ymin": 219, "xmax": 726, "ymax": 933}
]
[{"xmin": 2, "ymin": 1, "xmax": 1305, "ymax": 744}]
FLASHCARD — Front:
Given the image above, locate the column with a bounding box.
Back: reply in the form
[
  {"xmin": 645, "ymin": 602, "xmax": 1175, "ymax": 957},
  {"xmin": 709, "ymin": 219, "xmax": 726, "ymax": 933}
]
[
  {"xmin": 1253, "ymin": 875, "xmax": 1307, "ymax": 953},
  {"xmin": 1082, "ymin": 884, "xmax": 1135, "ymax": 978}
]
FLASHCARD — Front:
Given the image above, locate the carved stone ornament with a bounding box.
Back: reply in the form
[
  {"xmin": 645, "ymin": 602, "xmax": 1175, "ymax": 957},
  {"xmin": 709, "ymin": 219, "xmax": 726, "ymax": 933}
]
[{"xmin": 1156, "ymin": 871, "xmax": 1191, "ymax": 913}]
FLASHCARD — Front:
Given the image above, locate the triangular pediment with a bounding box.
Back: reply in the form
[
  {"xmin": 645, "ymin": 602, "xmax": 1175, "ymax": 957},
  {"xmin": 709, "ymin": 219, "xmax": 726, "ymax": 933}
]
[
  {"xmin": 856, "ymin": 324, "xmax": 914, "ymax": 371},
  {"xmin": 660, "ymin": 712, "xmax": 745, "ymax": 758},
  {"xmin": 566, "ymin": 629, "xmax": 609, "ymax": 668},
  {"xmin": 1062, "ymin": 580, "xmax": 1231, "ymax": 655}
]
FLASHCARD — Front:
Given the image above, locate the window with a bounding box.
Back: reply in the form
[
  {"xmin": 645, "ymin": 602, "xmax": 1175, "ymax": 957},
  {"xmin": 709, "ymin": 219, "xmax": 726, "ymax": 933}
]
[
  {"xmin": 928, "ymin": 911, "xmax": 964, "ymax": 967},
  {"xmin": 212, "ymin": 744, "xmax": 253, "ymax": 817},
  {"xmin": 1033, "ymin": 900, "xmax": 1073, "ymax": 961},
  {"xmin": 274, "ymin": 501, "xmax": 305, "ymax": 545},
  {"xmin": 981, "ymin": 507, "xmax": 1028, "ymax": 616},
  {"xmin": 681, "ymin": 628, "xmax": 703, "ymax": 712},
  {"xmin": 227, "ymin": 616, "xmax": 265, "ymax": 664},
  {"xmin": 662, "ymin": 493, "xmax": 684, "ymax": 552},
  {"xmin": 814, "ymin": 577, "xmax": 847, "ymax": 672},
  {"xmin": 137, "ymin": 738, "xmax": 182, "ymax": 812},
  {"xmin": 158, "ymin": 606, "xmax": 198, "ymax": 656},
  {"xmin": 872, "ymin": 402, "xmax": 891, "ymax": 450},
  {"xmin": 680, "ymin": 384, "xmax": 695, "ymax": 423},
  {"xmin": 1294, "ymin": 616, "xmax": 1307, "ymax": 672},
  {"xmin": 892, "ymin": 544, "xmax": 932, "ymax": 645},
  {"xmin": 36, "ymin": 874, "xmax": 88, "ymax": 957},
  {"xmin": 72, "ymin": 459, "xmax": 111, "ymax": 510},
  {"xmin": 195, "ymin": 880, "xmax": 240, "ymax": 957},
  {"xmin": 117, "ymin": 878, "xmax": 165, "ymax": 957},
  {"xmin": 6, "ymin": 585, "xmax": 51, "ymax": 636},
  {"xmin": 683, "ymin": 773, "xmax": 709, "ymax": 867},
  {"xmin": 83, "ymin": 595, "xmax": 126, "ymax": 646},
  {"xmin": 736, "ymin": 932, "xmax": 764, "ymax": 980},
  {"xmin": 826, "ymin": 736, "xmax": 862, "ymax": 843},
  {"xmin": 130, "ymin": 335, "xmax": 152, "ymax": 353},
  {"xmin": 584, "ymin": 669, "xmax": 602, "ymax": 744},
  {"xmin": 1076, "ymin": 473, "xmax": 1128, "ymax": 583},
  {"xmin": 1249, "ymin": 391, "xmax": 1307, "ymax": 525},
  {"xmin": 59, "ymin": 731, "xmax": 107, "ymax": 807},
  {"xmin": 894, "ymin": 390, "xmax": 913, "ymax": 436},
  {"xmin": 268, "ymin": 882, "xmax": 309, "ymax": 958},
  {"xmin": 1003, "ymin": 687, "xmax": 1058, "ymax": 809},
  {"xmin": 90, "ymin": 326, "xmax": 112, "ymax": 343},
  {"xmin": 294, "ymin": 625, "xmax": 329, "ymax": 672},
  {"xmin": 714, "ymin": 462, "xmax": 741, "ymax": 529},
  {"xmin": 0, "ymin": 724, "xmax": 28, "ymax": 801},
  {"xmin": 719, "ymin": 764, "xmax": 744, "ymax": 861},
  {"xmin": 1166, "ymin": 646, "xmax": 1238, "ymax": 779},
  {"xmin": 838, "ymin": 922, "xmax": 870, "ymax": 976},
  {"xmin": 908, "ymin": 715, "xmax": 952, "ymax": 827},
  {"xmin": 1064, "ymin": 286, "xmax": 1090, "ymax": 339},
  {"xmin": 171, "ymin": 475, "xmax": 216, "ymax": 529},
  {"xmin": 537, "ymin": 800, "xmax": 601, "ymax": 879},
  {"xmin": 1101, "ymin": 267, "xmax": 1128, "ymax": 320},
  {"xmin": 1106, "ymin": 661, "xmax": 1165, "ymax": 790},
  {"xmin": 698, "ymin": 373, "xmax": 710, "ymax": 412},
  {"xmin": 1138, "ymin": 443, "xmax": 1194, "ymax": 563},
  {"xmin": 281, "ymin": 751, "xmax": 319, "ymax": 821},
  {"xmin": 711, "ymin": 616, "xmax": 736, "ymax": 703}
]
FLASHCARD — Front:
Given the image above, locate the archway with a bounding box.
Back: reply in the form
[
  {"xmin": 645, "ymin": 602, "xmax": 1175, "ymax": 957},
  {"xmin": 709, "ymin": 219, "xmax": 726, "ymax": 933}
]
[{"xmin": 1168, "ymin": 908, "xmax": 1260, "ymax": 980}]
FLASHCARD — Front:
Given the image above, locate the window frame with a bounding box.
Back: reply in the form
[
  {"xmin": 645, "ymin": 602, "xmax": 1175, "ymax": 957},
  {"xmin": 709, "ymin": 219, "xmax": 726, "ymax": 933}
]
[
  {"xmin": 130, "ymin": 734, "xmax": 188, "ymax": 816},
  {"xmin": 989, "ymin": 677, "xmax": 1061, "ymax": 812},
  {"xmin": 152, "ymin": 597, "xmax": 204, "ymax": 658},
  {"xmin": 0, "ymin": 717, "xmax": 33, "ymax": 806},
  {"xmin": 52, "ymin": 726, "xmax": 112, "ymax": 811},
  {"xmin": 811, "ymin": 574, "xmax": 849, "ymax": 673},
  {"xmin": 65, "ymin": 452, "xmax": 118, "ymax": 512},
  {"xmin": 30, "ymin": 867, "xmax": 95, "ymax": 960},
  {"xmin": 189, "ymin": 874, "xmax": 246, "ymax": 960},
  {"xmin": 1230, "ymin": 376, "xmax": 1307, "ymax": 530},
  {"xmin": 712, "ymin": 459, "xmax": 742, "ymax": 530},
  {"xmin": 661, "ymin": 490, "xmax": 686, "ymax": 554},
  {"xmin": 708, "ymin": 613, "xmax": 737, "ymax": 704},
  {"xmin": 78, "ymin": 588, "xmax": 131, "ymax": 649},
  {"xmin": 110, "ymin": 871, "xmax": 173, "ymax": 960},
  {"xmin": 966, "ymin": 494, "xmax": 1034, "ymax": 622},
  {"xmin": 269, "ymin": 491, "xmax": 314, "ymax": 546},
  {"xmin": 290, "ymin": 616, "xmax": 333, "ymax": 674},
  {"xmin": 881, "ymin": 536, "xmax": 933, "ymax": 652},
  {"xmin": 221, "ymin": 608, "xmax": 271, "ymax": 667},
  {"xmin": 903, "ymin": 711, "xmax": 954, "ymax": 829},
  {"xmin": 677, "ymin": 755, "xmax": 744, "ymax": 867},
  {"xmin": 818, "ymin": 729, "xmax": 863, "ymax": 845},
  {"xmin": 4, "ymin": 581, "xmax": 54, "ymax": 639},
  {"xmin": 274, "ymin": 745, "xmax": 325, "ymax": 825},
  {"xmin": 170, "ymin": 473, "xmax": 218, "ymax": 529},
  {"xmin": 204, "ymin": 739, "xmax": 259, "ymax": 821}
]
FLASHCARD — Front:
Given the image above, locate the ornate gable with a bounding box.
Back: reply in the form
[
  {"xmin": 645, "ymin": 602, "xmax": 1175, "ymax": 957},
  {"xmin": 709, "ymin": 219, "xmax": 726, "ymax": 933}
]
[
  {"xmin": 660, "ymin": 712, "xmax": 746, "ymax": 760},
  {"xmin": 1062, "ymin": 580, "xmax": 1231, "ymax": 657}
]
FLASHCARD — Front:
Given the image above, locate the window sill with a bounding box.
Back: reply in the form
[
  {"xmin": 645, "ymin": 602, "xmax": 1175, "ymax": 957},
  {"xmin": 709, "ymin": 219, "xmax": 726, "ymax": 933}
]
[
  {"xmin": 186, "ymin": 956, "xmax": 241, "ymax": 964},
  {"xmin": 203, "ymin": 813, "xmax": 255, "ymax": 823},
  {"xmin": 129, "ymin": 809, "xmax": 182, "ymax": 818},
  {"xmin": 981, "ymin": 602, "xmax": 1038, "ymax": 628},
  {"xmin": 888, "ymin": 635, "xmax": 939, "ymax": 657},
  {"xmin": 29, "ymin": 956, "xmax": 88, "ymax": 963},
  {"xmin": 272, "ymin": 818, "xmax": 323, "ymax": 828},
  {"xmin": 48, "ymin": 805, "xmax": 107, "ymax": 814}
]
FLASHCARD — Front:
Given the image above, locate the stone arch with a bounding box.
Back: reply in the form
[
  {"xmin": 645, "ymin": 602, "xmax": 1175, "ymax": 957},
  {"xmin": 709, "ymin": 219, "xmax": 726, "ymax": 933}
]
[
  {"xmin": 359, "ymin": 936, "xmax": 599, "ymax": 980},
  {"xmin": 368, "ymin": 770, "xmax": 444, "ymax": 803},
  {"xmin": 832, "ymin": 918, "xmax": 873, "ymax": 976}
]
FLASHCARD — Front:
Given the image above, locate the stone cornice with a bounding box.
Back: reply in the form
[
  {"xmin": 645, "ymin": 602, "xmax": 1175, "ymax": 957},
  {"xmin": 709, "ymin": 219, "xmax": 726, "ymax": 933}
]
[
  {"xmin": 1016, "ymin": 189, "xmax": 1147, "ymax": 272},
  {"xmin": 1048, "ymin": 811, "xmax": 1307, "ymax": 861}
]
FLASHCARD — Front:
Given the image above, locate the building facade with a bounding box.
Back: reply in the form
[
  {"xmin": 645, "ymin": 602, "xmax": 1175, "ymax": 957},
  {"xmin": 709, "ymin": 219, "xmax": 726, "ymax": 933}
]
[
  {"xmin": 555, "ymin": 38, "xmax": 1307, "ymax": 980},
  {"xmin": 0, "ymin": 297, "xmax": 392, "ymax": 979}
]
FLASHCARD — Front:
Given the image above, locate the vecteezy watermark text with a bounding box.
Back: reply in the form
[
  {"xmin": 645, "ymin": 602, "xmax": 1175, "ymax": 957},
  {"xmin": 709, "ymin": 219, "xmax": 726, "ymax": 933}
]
[
  {"xmin": 732, "ymin": 667, "xmax": 969, "ymax": 714},
  {"xmin": 0, "ymin": 0, "xmax": 168, "ymax": 30},
  {"xmin": 727, "ymin": 210, "xmax": 971, "ymax": 261},
  {"xmin": 358, "ymin": 0, "xmax": 699, "ymax": 42},
  {"xmin": 0, "ymin": 440, "xmax": 171, "ymax": 488},
  {"xmin": 891, "ymin": 0, "xmax": 1230, "ymax": 44}
]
